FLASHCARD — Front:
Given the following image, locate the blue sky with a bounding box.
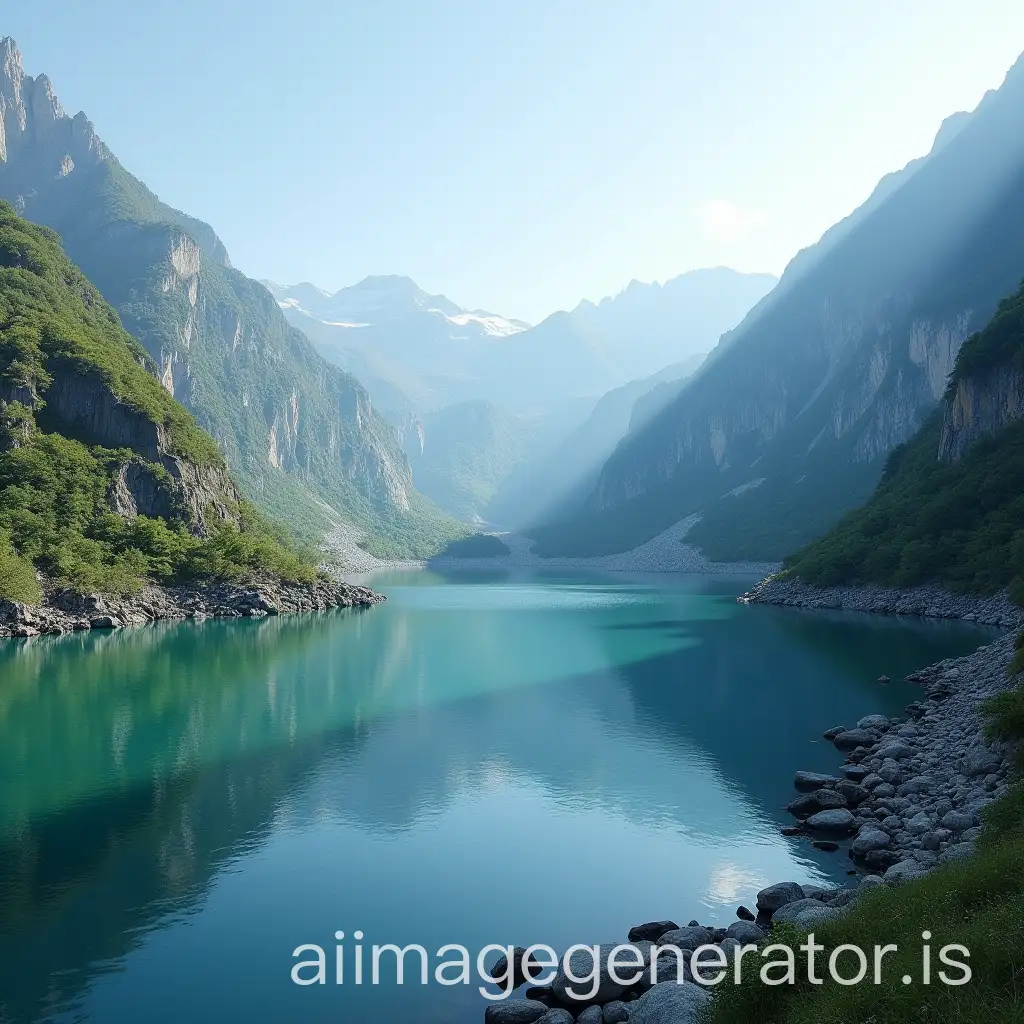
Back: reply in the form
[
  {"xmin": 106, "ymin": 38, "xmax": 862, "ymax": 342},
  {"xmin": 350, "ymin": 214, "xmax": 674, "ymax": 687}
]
[{"xmin": 6, "ymin": 1, "xmax": 1024, "ymax": 322}]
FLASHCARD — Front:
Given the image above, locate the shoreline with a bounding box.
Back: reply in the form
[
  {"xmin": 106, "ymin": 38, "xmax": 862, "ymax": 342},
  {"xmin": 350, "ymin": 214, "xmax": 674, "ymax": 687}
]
[
  {"xmin": 477, "ymin": 582, "xmax": 1021, "ymax": 1022},
  {"xmin": 326, "ymin": 515, "xmax": 782, "ymax": 579},
  {"xmin": 740, "ymin": 574, "xmax": 1024, "ymax": 629},
  {"xmin": 0, "ymin": 576, "xmax": 383, "ymax": 639}
]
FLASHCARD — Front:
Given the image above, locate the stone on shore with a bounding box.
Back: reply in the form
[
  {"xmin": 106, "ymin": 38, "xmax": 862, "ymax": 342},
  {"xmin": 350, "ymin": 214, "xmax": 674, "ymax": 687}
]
[
  {"xmin": 788, "ymin": 789, "xmax": 846, "ymax": 818},
  {"xmin": 756, "ymin": 881, "xmax": 805, "ymax": 914},
  {"xmin": 832, "ymin": 728, "xmax": 879, "ymax": 750},
  {"xmin": 804, "ymin": 808, "xmax": 857, "ymax": 834},
  {"xmin": 627, "ymin": 920, "xmax": 678, "ymax": 943},
  {"xmin": 627, "ymin": 981, "xmax": 711, "ymax": 1024},
  {"xmin": 601, "ymin": 1001, "xmax": 630, "ymax": 1023},
  {"xmin": 551, "ymin": 944, "xmax": 641, "ymax": 1005},
  {"xmin": 484, "ymin": 999, "xmax": 551, "ymax": 1024},
  {"xmin": 851, "ymin": 827, "xmax": 891, "ymax": 857},
  {"xmin": 534, "ymin": 1010, "xmax": 574, "ymax": 1024},
  {"xmin": 794, "ymin": 770, "xmax": 840, "ymax": 792},
  {"xmin": 724, "ymin": 920, "xmax": 764, "ymax": 944},
  {"xmin": 655, "ymin": 926, "xmax": 712, "ymax": 952}
]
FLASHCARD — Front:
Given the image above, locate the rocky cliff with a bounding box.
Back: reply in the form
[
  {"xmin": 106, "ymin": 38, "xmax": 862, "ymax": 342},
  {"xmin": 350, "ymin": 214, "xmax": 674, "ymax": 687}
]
[
  {"xmin": 782, "ymin": 277, "xmax": 1024, "ymax": 597},
  {"xmin": 546, "ymin": 49, "xmax": 1024, "ymax": 561},
  {"xmin": 0, "ymin": 37, "xmax": 456, "ymax": 557},
  {"xmin": 939, "ymin": 365, "xmax": 1024, "ymax": 462}
]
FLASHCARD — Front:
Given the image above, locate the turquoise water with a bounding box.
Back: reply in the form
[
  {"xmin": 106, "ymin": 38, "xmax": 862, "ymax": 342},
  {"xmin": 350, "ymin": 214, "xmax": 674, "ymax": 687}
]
[{"xmin": 0, "ymin": 570, "xmax": 995, "ymax": 1023}]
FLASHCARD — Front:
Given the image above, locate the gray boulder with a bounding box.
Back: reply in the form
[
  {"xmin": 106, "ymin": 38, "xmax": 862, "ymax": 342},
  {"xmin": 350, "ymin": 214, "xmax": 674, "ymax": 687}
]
[
  {"xmin": 628, "ymin": 981, "xmax": 711, "ymax": 1024},
  {"xmin": 851, "ymin": 827, "xmax": 891, "ymax": 857},
  {"xmin": 551, "ymin": 944, "xmax": 641, "ymax": 1005},
  {"xmin": 805, "ymin": 808, "xmax": 857, "ymax": 834},
  {"xmin": 772, "ymin": 899, "xmax": 842, "ymax": 930},
  {"xmin": 576, "ymin": 1008, "xmax": 604, "ymax": 1024},
  {"xmin": 769, "ymin": 898, "xmax": 825, "ymax": 924},
  {"xmin": 834, "ymin": 781, "xmax": 869, "ymax": 806},
  {"xmin": 940, "ymin": 809, "xmax": 976, "ymax": 833},
  {"xmin": 794, "ymin": 770, "xmax": 840, "ymax": 791},
  {"xmin": 962, "ymin": 746, "xmax": 1003, "ymax": 777},
  {"xmin": 756, "ymin": 881, "xmax": 805, "ymax": 914},
  {"xmin": 856, "ymin": 714, "xmax": 891, "ymax": 731},
  {"xmin": 788, "ymin": 789, "xmax": 846, "ymax": 818},
  {"xmin": 602, "ymin": 1002, "xmax": 630, "ymax": 1024},
  {"xmin": 534, "ymin": 1011, "xmax": 574, "ymax": 1024},
  {"xmin": 833, "ymin": 728, "xmax": 879, "ymax": 750},
  {"xmin": 484, "ymin": 999, "xmax": 552, "ymax": 1024},
  {"xmin": 637, "ymin": 955, "xmax": 690, "ymax": 991},
  {"xmin": 724, "ymin": 920, "xmax": 764, "ymax": 944},
  {"xmin": 906, "ymin": 811, "xmax": 934, "ymax": 836},
  {"xmin": 883, "ymin": 860, "xmax": 927, "ymax": 885},
  {"xmin": 628, "ymin": 920, "xmax": 679, "ymax": 943},
  {"xmin": 655, "ymin": 926, "xmax": 712, "ymax": 952},
  {"xmin": 876, "ymin": 741, "xmax": 915, "ymax": 761}
]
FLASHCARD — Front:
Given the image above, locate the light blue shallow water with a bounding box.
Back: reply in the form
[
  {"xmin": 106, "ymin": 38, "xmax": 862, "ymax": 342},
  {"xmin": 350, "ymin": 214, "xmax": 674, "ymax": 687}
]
[{"xmin": 0, "ymin": 570, "xmax": 996, "ymax": 1023}]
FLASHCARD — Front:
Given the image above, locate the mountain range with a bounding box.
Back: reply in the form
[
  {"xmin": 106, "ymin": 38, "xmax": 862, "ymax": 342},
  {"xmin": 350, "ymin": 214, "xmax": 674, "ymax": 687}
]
[
  {"xmin": 533, "ymin": 51, "xmax": 1024, "ymax": 559},
  {"xmin": 269, "ymin": 269, "xmax": 775, "ymax": 420},
  {"xmin": 0, "ymin": 37, "xmax": 461, "ymax": 558}
]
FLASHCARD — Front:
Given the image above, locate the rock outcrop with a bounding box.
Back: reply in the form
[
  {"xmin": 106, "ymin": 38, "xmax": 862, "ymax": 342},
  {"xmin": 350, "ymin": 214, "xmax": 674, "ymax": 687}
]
[
  {"xmin": 0, "ymin": 576, "xmax": 383, "ymax": 639},
  {"xmin": 939, "ymin": 364, "xmax": 1024, "ymax": 461},
  {"xmin": 556, "ymin": 50, "xmax": 1024, "ymax": 561}
]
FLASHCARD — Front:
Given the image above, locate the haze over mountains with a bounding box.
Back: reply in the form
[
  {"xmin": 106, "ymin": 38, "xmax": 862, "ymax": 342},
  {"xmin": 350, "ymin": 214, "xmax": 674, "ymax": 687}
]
[
  {"xmin": 5, "ymin": 28, "xmax": 1024, "ymax": 569},
  {"xmin": 533, "ymin": 50, "xmax": 1024, "ymax": 559},
  {"xmin": 269, "ymin": 269, "xmax": 775, "ymax": 418}
]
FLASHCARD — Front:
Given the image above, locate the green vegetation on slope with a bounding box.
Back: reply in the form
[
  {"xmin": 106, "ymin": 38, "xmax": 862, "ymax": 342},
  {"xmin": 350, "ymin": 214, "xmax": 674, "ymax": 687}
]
[
  {"xmin": 409, "ymin": 401, "xmax": 534, "ymax": 522},
  {"xmin": 952, "ymin": 279, "xmax": 1024, "ymax": 382},
  {"xmin": 437, "ymin": 534, "xmax": 511, "ymax": 558},
  {"xmin": 10, "ymin": 151, "xmax": 461, "ymax": 558},
  {"xmin": 785, "ymin": 280, "xmax": 1024, "ymax": 601},
  {"xmin": 0, "ymin": 205, "xmax": 319, "ymax": 601},
  {"xmin": 0, "ymin": 203, "xmax": 220, "ymax": 465}
]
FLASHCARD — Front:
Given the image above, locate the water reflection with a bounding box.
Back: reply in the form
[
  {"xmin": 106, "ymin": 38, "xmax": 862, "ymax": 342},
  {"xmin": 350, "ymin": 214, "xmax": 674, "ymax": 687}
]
[{"xmin": 0, "ymin": 572, "xmax": 995, "ymax": 1023}]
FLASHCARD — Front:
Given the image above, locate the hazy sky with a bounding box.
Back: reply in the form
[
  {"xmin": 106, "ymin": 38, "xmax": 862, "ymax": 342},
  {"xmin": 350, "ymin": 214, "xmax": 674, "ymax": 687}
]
[{"xmin": 6, "ymin": 1, "xmax": 1024, "ymax": 322}]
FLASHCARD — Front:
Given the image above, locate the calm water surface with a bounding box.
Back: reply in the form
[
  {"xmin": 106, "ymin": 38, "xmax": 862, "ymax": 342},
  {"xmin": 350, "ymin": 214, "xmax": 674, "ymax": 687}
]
[{"xmin": 0, "ymin": 570, "xmax": 996, "ymax": 1023}]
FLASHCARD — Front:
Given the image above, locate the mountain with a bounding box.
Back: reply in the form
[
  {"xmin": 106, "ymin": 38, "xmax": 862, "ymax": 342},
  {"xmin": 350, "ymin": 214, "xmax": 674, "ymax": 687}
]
[
  {"xmin": 487, "ymin": 354, "xmax": 706, "ymax": 529},
  {"xmin": 267, "ymin": 277, "xmax": 530, "ymax": 420},
  {"xmin": 0, "ymin": 201, "xmax": 321, "ymax": 602},
  {"xmin": 405, "ymin": 400, "xmax": 536, "ymax": 522},
  {"xmin": 0, "ymin": 37, "xmax": 461, "ymax": 558},
  {"xmin": 568, "ymin": 268, "xmax": 776, "ymax": 376},
  {"xmin": 271, "ymin": 269, "xmax": 774, "ymax": 419},
  {"xmin": 786, "ymin": 279, "xmax": 1024, "ymax": 600},
  {"xmin": 533, "ymin": 52, "xmax": 1024, "ymax": 559}
]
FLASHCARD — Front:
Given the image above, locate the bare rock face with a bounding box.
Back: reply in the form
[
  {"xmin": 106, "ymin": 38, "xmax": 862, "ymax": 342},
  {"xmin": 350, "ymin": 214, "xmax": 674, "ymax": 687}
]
[
  {"xmin": 939, "ymin": 365, "xmax": 1024, "ymax": 461},
  {"xmin": 106, "ymin": 458, "xmax": 241, "ymax": 536},
  {"xmin": 0, "ymin": 37, "xmax": 107, "ymax": 181}
]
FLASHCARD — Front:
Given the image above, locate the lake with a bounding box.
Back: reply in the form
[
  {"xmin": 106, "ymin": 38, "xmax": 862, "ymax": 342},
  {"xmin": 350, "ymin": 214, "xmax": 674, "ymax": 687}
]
[{"xmin": 0, "ymin": 570, "xmax": 996, "ymax": 1023}]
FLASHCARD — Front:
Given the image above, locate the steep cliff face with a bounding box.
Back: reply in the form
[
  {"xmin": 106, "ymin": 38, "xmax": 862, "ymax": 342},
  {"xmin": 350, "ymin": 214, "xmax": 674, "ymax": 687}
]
[
  {"xmin": 939, "ymin": 366, "xmax": 1024, "ymax": 462},
  {"xmin": 547, "ymin": 50, "xmax": 1024, "ymax": 560},
  {"xmin": 0, "ymin": 38, "xmax": 449, "ymax": 555},
  {"xmin": 785, "ymin": 278, "xmax": 1024, "ymax": 597}
]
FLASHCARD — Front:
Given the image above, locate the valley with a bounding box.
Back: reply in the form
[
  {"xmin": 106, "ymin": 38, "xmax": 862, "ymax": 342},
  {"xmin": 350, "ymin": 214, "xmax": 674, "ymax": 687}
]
[{"xmin": 3, "ymin": 16, "xmax": 1024, "ymax": 1024}]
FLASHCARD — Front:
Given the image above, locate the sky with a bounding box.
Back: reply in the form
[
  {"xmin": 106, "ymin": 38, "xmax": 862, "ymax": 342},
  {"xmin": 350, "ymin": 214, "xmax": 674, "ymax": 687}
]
[{"xmin": 5, "ymin": 1, "xmax": 1024, "ymax": 323}]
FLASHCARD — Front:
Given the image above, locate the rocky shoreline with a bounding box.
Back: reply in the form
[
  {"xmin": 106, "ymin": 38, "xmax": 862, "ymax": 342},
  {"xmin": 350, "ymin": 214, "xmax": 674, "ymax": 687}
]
[
  {"xmin": 479, "ymin": 593, "xmax": 1021, "ymax": 1023},
  {"xmin": 0, "ymin": 576, "xmax": 383, "ymax": 639},
  {"xmin": 739, "ymin": 574, "xmax": 1024, "ymax": 629}
]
